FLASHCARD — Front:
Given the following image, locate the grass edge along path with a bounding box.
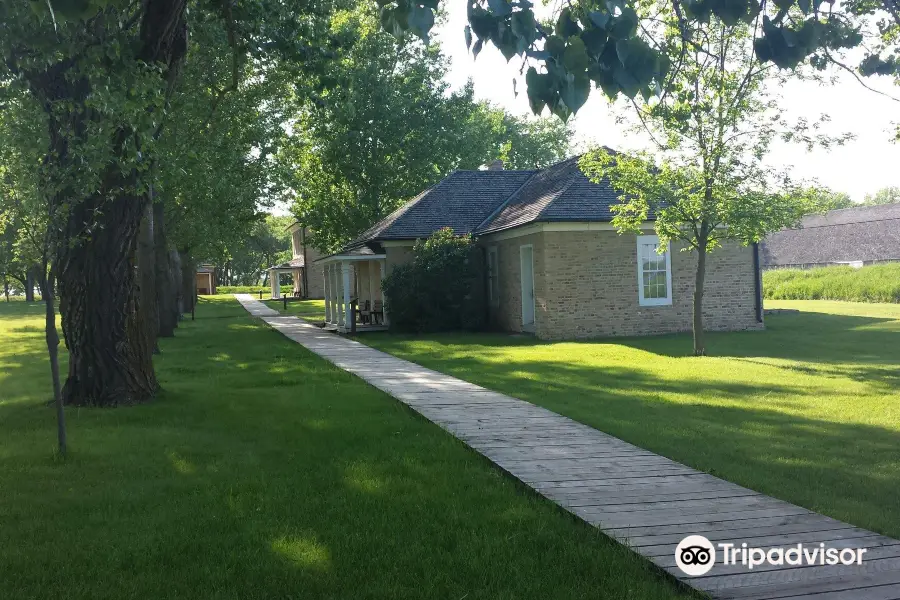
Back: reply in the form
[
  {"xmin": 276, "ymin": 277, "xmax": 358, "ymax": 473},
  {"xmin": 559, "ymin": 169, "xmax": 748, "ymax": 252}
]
[
  {"xmin": 235, "ymin": 294, "xmax": 900, "ymax": 600},
  {"xmin": 358, "ymin": 300, "xmax": 900, "ymax": 540},
  {"xmin": 0, "ymin": 296, "xmax": 694, "ymax": 600}
]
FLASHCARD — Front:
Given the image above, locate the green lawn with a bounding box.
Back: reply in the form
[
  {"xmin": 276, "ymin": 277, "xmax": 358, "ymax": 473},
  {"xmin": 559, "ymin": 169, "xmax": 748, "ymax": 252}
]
[
  {"xmin": 361, "ymin": 300, "xmax": 900, "ymax": 539},
  {"xmin": 0, "ymin": 297, "xmax": 693, "ymax": 600},
  {"xmin": 264, "ymin": 298, "xmax": 327, "ymax": 323}
]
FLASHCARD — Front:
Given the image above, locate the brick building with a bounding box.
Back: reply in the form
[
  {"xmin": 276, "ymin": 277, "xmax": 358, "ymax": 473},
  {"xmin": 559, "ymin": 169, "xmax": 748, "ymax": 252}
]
[{"xmin": 318, "ymin": 155, "xmax": 764, "ymax": 340}]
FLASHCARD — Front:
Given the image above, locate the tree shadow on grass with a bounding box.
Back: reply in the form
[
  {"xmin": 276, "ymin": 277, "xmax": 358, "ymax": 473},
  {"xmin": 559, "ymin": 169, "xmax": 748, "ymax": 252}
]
[
  {"xmin": 364, "ymin": 326, "xmax": 900, "ymax": 539},
  {"xmin": 0, "ymin": 298, "xmax": 700, "ymax": 600}
]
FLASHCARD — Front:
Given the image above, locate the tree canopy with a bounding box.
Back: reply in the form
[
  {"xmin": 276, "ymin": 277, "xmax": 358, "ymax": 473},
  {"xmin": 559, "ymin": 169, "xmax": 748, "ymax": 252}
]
[{"xmin": 282, "ymin": 10, "xmax": 572, "ymax": 251}]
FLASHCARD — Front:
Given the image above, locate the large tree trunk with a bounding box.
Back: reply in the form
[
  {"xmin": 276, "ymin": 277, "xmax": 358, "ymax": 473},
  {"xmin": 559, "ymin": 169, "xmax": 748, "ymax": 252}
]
[
  {"xmin": 57, "ymin": 185, "xmax": 159, "ymax": 406},
  {"xmin": 26, "ymin": 0, "xmax": 187, "ymax": 407},
  {"xmin": 693, "ymin": 244, "xmax": 708, "ymax": 357},
  {"xmin": 39, "ymin": 267, "xmax": 66, "ymax": 455},
  {"xmin": 3, "ymin": 279, "xmax": 9, "ymax": 302},
  {"xmin": 155, "ymin": 200, "xmax": 177, "ymax": 337}
]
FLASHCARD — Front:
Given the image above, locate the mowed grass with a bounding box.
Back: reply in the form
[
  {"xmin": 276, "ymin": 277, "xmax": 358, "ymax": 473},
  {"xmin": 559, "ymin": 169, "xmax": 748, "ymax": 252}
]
[
  {"xmin": 264, "ymin": 298, "xmax": 327, "ymax": 323},
  {"xmin": 362, "ymin": 300, "xmax": 900, "ymax": 538},
  {"xmin": 0, "ymin": 297, "xmax": 694, "ymax": 600}
]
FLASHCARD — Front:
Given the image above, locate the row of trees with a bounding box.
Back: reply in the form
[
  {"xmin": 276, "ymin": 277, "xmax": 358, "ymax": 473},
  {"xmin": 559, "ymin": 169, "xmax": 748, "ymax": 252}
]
[
  {"xmin": 0, "ymin": 0, "xmax": 897, "ymax": 429},
  {"xmin": 0, "ymin": 0, "xmax": 572, "ymax": 422}
]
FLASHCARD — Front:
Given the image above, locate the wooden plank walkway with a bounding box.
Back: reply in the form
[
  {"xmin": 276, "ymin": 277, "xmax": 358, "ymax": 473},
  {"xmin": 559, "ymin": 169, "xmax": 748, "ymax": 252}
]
[{"xmin": 235, "ymin": 294, "xmax": 900, "ymax": 600}]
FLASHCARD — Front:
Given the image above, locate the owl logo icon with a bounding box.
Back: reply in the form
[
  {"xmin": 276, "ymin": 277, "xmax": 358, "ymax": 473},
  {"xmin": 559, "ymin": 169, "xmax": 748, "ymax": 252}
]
[{"xmin": 675, "ymin": 535, "xmax": 716, "ymax": 576}]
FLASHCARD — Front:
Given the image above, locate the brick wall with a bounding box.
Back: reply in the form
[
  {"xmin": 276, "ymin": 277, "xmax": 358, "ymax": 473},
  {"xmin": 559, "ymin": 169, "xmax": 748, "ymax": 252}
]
[
  {"xmin": 479, "ymin": 229, "xmax": 761, "ymax": 340},
  {"xmin": 538, "ymin": 230, "xmax": 762, "ymax": 340}
]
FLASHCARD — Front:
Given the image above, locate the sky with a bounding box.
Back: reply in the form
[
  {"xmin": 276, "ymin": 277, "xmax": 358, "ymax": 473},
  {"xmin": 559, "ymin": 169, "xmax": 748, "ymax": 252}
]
[{"xmin": 434, "ymin": 3, "xmax": 900, "ymax": 203}]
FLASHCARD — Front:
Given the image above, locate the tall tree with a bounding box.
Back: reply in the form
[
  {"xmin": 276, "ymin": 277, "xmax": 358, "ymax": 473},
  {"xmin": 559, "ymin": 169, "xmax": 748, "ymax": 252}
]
[
  {"xmin": 283, "ymin": 10, "xmax": 572, "ymax": 251},
  {"xmin": 580, "ymin": 14, "xmax": 837, "ymax": 355}
]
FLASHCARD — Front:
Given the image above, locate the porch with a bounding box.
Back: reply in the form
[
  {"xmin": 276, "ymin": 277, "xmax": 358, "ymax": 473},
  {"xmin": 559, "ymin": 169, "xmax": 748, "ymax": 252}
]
[
  {"xmin": 320, "ymin": 248, "xmax": 389, "ymax": 334},
  {"xmin": 267, "ymin": 257, "xmax": 305, "ymax": 300}
]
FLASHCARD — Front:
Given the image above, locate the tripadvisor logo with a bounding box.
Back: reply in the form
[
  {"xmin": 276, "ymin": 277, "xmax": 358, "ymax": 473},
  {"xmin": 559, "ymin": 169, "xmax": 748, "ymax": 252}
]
[
  {"xmin": 674, "ymin": 535, "xmax": 869, "ymax": 577},
  {"xmin": 675, "ymin": 535, "xmax": 716, "ymax": 576}
]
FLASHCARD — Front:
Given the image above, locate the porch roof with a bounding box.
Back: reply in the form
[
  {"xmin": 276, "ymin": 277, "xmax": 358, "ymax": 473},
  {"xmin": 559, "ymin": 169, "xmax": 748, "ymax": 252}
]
[
  {"xmin": 316, "ymin": 242, "xmax": 386, "ymax": 264},
  {"xmin": 267, "ymin": 256, "xmax": 305, "ymax": 271}
]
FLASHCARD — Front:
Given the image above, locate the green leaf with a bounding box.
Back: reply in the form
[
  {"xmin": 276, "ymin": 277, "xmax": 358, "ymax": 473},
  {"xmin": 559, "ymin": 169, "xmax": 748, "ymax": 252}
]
[
  {"xmin": 408, "ymin": 5, "xmax": 435, "ymax": 43},
  {"xmin": 561, "ymin": 74, "xmax": 590, "ymax": 112},
  {"xmin": 472, "ymin": 38, "xmax": 484, "ymax": 59},
  {"xmin": 589, "ymin": 11, "xmax": 610, "ymax": 29},
  {"xmin": 487, "ymin": 0, "xmax": 513, "ymax": 17},
  {"xmin": 545, "ymin": 35, "xmax": 566, "ymax": 58},
  {"xmin": 563, "ymin": 37, "xmax": 589, "ymax": 72},
  {"xmin": 611, "ymin": 7, "xmax": 638, "ymax": 38}
]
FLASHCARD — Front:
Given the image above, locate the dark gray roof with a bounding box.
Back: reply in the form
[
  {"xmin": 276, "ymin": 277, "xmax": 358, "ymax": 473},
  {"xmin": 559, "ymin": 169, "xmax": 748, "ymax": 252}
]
[
  {"xmin": 761, "ymin": 204, "xmax": 900, "ymax": 267},
  {"xmin": 346, "ymin": 153, "xmax": 642, "ymax": 250},
  {"xmin": 476, "ymin": 156, "xmax": 621, "ymax": 234},
  {"xmin": 348, "ymin": 170, "xmax": 536, "ymax": 246},
  {"xmin": 270, "ymin": 256, "xmax": 306, "ymax": 269}
]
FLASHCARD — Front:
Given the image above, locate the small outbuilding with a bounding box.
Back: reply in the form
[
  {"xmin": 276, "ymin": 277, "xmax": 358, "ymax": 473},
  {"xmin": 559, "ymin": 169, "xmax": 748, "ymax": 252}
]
[
  {"xmin": 761, "ymin": 204, "xmax": 900, "ymax": 269},
  {"xmin": 196, "ymin": 264, "xmax": 217, "ymax": 295}
]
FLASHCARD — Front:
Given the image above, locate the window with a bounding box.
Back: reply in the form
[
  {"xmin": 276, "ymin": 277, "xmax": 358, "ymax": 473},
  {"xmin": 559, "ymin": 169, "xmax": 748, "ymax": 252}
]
[
  {"xmin": 291, "ymin": 230, "xmax": 302, "ymax": 257},
  {"xmin": 636, "ymin": 235, "xmax": 672, "ymax": 306},
  {"xmin": 486, "ymin": 246, "xmax": 499, "ymax": 307}
]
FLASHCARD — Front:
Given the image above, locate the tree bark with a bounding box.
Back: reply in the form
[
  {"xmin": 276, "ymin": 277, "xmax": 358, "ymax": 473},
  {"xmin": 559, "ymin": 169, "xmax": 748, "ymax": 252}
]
[
  {"xmin": 57, "ymin": 185, "xmax": 159, "ymax": 406},
  {"xmin": 155, "ymin": 199, "xmax": 177, "ymax": 337},
  {"xmin": 3, "ymin": 279, "xmax": 8, "ymax": 302},
  {"xmin": 39, "ymin": 267, "xmax": 66, "ymax": 455},
  {"xmin": 171, "ymin": 249, "xmax": 183, "ymax": 317},
  {"xmin": 693, "ymin": 244, "xmax": 708, "ymax": 356},
  {"xmin": 137, "ymin": 200, "xmax": 159, "ymax": 354},
  {"xmin": 25, "ymin": 268, "xmax": 35, "ymax": 302},
  {"xmin": 179, "ymin": 250, "xmax": 196, "ymax": 315}
]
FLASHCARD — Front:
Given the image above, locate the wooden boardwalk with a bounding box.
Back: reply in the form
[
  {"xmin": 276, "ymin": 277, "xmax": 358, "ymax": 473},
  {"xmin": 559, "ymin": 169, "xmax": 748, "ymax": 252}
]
[{"xmin": 235, "ymin": 295, "xmax": 900, "ymax": 599}]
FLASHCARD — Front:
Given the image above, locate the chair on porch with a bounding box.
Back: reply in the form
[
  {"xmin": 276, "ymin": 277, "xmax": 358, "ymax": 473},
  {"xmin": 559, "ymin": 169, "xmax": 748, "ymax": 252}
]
[
  {"xmin": 357, "ymin": 299, "xmax": 371, "ymax": 324},
  {"xmin": 372, "ymin": 300, "xmax": 384, "ymax": 325}
]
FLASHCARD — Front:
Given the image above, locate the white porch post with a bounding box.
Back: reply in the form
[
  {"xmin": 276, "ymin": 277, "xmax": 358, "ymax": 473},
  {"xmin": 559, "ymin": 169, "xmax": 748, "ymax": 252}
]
[
  {"xmin": 380, "ymin": 259, "xmax": 389, "ymax": 326},
  {"xmin": 323, "ymin": 265, "xmax": 332, "ymax": 323},
  {"xmin": 341, "ymin": 261, "xmax": 352, "ymax": 332},
  {"xmin": 331, "ymin": 263, "xmax": 344, "ymax": 329},
  {"xmin": 332, "ymin": 264, "xmax": 340, "ymax": 326},
  {"xmin": 272, "ymin": 270, "xmax": 281, "ymax": 299}
]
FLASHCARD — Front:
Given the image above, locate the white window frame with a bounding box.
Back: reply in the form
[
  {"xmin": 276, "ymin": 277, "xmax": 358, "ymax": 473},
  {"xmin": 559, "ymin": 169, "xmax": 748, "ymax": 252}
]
[
  {"xmin": 486, "ymin": 246, "xmax": 499, "ymax": 308},
  {"xmin": 636, "ymin": 235, "xmax": 673, "ymax": 306}
]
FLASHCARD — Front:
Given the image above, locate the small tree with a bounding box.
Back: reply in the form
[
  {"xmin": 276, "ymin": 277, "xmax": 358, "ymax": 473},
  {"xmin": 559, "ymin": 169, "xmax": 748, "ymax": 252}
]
[
  {"xmin": 580, "ymin": 17, "xmax": 836, "ymax": 355},
  {"xmin": 383, "ymin": 228, "xmax": 486, "ymax": 333}
]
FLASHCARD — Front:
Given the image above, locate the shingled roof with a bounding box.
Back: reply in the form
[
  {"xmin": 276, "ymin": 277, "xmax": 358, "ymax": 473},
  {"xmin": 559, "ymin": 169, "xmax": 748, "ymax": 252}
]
[
  {"xmin": 347, "ymin": 170, "xmax": 536, "ymax": 246},
  {"xmin": 761, "ymin": 203, "xmax": 900, "ymax": 268},
  {"xmin": 345, "ymin": 153, "xmax": 633, "ymax": 249},
  {"xmin": 476, "ymin": 155, "xmax": 622, "ymax": 234}
]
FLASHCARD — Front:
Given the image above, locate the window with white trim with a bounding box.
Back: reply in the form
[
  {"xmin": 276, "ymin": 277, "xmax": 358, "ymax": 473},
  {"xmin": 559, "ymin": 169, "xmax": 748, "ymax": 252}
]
[
  {"xmin": 486, "ymin": 246, "xmax": 499, "ymax": 307},
  {"xmin": 636, "ymin": 235, "xmax": 672, "ymax": 306}
]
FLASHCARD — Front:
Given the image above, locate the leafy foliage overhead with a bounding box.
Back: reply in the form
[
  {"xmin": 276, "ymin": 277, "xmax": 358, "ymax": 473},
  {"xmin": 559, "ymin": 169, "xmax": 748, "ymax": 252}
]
[{"xmin": 379, "ymin": 0, "xmax": 899, "ymax": 119}]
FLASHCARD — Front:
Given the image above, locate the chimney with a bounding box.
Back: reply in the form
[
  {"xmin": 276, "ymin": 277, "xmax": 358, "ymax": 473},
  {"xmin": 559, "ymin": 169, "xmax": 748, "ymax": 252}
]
[{"xmin": 488, "ymin": 159, "xmax": 504, "ymax": 171}]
